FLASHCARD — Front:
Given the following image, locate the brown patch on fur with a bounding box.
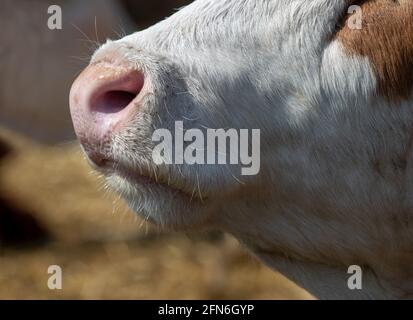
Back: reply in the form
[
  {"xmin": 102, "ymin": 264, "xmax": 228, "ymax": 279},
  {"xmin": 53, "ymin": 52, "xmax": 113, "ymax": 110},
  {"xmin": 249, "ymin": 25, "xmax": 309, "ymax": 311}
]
[{"xmin": 336, "ymin": 0, "xmax": 413, "ymax": 101}]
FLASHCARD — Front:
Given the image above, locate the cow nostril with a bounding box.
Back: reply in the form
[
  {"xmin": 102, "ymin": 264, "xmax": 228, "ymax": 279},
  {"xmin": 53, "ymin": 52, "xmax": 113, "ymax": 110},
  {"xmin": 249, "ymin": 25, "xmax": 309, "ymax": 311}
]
[
  {"xmin": 70, "ymin": 65, "xmax": 145, "ymax": 157},
  {"xmin": 93, "ymin": 90, "xmax": 138, "ymax": 114}
]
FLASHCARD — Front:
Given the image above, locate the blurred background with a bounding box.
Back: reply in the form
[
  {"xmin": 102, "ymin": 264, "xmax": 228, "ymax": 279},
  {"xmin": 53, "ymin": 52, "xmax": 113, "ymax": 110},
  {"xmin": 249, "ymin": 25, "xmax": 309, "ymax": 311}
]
[{"xmin": 0, "ymin": 0, "xmax": 312, "ymax": 299}]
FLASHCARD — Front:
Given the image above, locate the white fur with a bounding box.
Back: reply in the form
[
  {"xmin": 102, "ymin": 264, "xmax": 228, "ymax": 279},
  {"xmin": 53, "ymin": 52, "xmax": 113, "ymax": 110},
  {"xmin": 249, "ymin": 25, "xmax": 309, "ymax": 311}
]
[{"xmin": 87, "ymin": 0, "xmax": 413, "ymax": 299}]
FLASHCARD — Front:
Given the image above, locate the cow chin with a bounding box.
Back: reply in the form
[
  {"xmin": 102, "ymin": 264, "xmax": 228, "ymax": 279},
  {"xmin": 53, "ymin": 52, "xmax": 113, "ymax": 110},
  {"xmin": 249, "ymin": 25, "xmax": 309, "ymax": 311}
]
[{"xmin": 105, "ymin": 172, "xmax": 212, "ymax": 229}]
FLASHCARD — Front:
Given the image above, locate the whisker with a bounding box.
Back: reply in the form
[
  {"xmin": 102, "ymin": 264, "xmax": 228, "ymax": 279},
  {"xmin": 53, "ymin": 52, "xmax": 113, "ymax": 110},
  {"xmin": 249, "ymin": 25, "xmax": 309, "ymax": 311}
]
[
  {"xmin": 94, "ymin": 16, "xmax": 100, "ymax": 45},
  {"xmin": 196, "ymin": 172, "xmax": 204, "ymax": 203},
  {"xmin": 71, "ymin": 23, "xmax": 100, "ymax": 49}
]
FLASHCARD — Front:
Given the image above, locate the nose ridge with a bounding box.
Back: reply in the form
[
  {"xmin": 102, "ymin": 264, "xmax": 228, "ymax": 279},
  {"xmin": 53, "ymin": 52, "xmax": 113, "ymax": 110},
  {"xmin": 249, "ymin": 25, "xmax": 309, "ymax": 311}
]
[{"xmin": 69, "ymin": 62, "xmax": 144, "ymax": 167}]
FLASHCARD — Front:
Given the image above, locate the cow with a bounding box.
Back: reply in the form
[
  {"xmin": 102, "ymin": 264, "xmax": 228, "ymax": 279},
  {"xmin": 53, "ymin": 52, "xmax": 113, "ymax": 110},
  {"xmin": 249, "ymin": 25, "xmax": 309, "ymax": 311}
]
[{"xmin": 69, "ymin": 0, "xmax": 413, "ymax": 299}]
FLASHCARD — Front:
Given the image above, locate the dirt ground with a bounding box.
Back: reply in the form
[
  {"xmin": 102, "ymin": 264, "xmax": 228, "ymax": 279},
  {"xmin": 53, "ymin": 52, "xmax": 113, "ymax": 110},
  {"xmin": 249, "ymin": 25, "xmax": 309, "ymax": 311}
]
[{"xmin": 0, "ymin": 127, "xmax": 312, "ymax": 299}]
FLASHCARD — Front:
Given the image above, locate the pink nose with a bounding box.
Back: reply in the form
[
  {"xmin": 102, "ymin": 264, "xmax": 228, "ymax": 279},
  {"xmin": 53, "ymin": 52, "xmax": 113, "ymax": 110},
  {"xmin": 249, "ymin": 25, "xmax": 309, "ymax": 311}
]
[{"xmin": 69, "ymin": 62, "xmax": 144, "ymax": 167}]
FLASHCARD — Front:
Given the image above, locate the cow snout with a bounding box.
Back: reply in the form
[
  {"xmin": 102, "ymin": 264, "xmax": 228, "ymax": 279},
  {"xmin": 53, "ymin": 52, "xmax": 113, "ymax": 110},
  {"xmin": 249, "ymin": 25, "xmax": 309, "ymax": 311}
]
[{"xmin": 69, "ymin": 61, "xmax": 144, "ymax": 167}]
